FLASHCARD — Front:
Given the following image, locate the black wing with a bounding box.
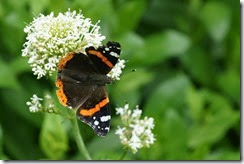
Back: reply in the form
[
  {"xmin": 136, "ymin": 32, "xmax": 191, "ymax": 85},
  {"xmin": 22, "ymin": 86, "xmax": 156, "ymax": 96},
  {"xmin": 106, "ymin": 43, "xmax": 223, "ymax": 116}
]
[
  {"xmin": 85, "ymin": 41, "xmax": 121, "ymax": 74},
  {"xmin": 56, "ymin": 52, "xmax": 98, "ymax": 109},
  {"xmin": 76, "ymin": 86, "xmax": 110, "ymax": 137},
  {"xmin": 56, "ymin": 52, "xmax": 111, "ymax": 137}
]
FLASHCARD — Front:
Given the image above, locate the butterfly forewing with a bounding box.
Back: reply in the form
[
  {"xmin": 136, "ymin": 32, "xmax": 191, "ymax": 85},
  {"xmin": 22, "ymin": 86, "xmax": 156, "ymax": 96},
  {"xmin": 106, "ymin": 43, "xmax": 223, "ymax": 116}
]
[{"xmin": 85, "ymin": 41, "xmax": 121, "ymax": 74}]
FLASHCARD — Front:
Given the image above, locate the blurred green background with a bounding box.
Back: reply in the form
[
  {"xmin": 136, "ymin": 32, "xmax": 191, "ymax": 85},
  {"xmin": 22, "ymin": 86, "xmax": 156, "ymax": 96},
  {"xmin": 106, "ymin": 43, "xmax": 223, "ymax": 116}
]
[{"xmin": 0, "ymin": 0, "xmax": 240, "ymax": 160}]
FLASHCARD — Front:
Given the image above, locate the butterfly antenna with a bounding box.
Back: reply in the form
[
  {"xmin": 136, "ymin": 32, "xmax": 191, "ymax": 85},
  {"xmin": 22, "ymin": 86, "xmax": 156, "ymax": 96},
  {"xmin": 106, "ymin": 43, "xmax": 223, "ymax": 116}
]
[{"xmin": 121, "ymin": 69, "xmax": 136, "ymax": 76}]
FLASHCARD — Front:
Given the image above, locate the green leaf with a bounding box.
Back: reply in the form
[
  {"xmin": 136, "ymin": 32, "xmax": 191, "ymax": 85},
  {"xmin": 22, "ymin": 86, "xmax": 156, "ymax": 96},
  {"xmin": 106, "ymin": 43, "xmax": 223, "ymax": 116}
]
[
  {"xmin": 140, "ymin": 109, "xmax": 188, "ymax": 160},
  {"xmin": 142, "ymin": 75, "xmax": 190, "ymax": 159},
  {"xmin": 217, "ymin": 69, "xmax": 240, "ymax": 104},
  {"xmin": 29, "ymin": 0, "xmax": 50, "ymax": 14},
  {"xmin": 0, "ymin": 124, "xmax": 3, "ymax": 154},
  {"xmin": 10, "ymin": 57, "xmax": 30, "ymax": 74},
  {"xmin": 0, "ymin": 2, "xmax": 4, "ymax": 18},
  {"xmin": 227, "ymin": 34, "xmax": 240, "ymax": 71},
  {"xmin": 206, "ymin": 149, "xmax": 240, "ymax": 160},
  {"xmin": 0, "ymin": 58, "xmax": 19, "ymax": 89},
  {"xmin": 87, "ymin": 130, "xmax": 121, "ymax": 160},
  {"xmin": 0, "ymin": 124, "xmax": 8, "ymax": 160},
  {"xmin": 116, "ymin": 0, "xmax": 146, "ymax": 34},
  {"xmin": 186, "ymin": 86, "xmax": 204, "ymax": 122},
  {"xmin": 160, "ymin": 109, "xmax": 188, "ymax": 159},
  {"xmin": 0, "ymin": 11, "xmax": 27, "ymax": 55},
  {"xmin": 117, "ymin": 32, "xmax": 144, "ymax": 60},
  {"xmin": 40, "ymin": 114, "xmax": 68, "ymax": 159},
  {"xmin": 189, "ymin": 90, "xmax": 239, "ymax": 148},
  {"xmin": 130, "ymin": 30, "xmax": 191, "ymax": 66},
  {"xmin": 0, "ymin": 89, "xmax": 43, "ymax": 127},
  {"xmin": 0, "ymin": 107, "xmax": 43, "ymax": 159},
  {"xmin": 200, "ymin": 2, "xmax": 231, "ymax": 42},
  {"xmin": 145, "ymin": 74, "xmax": 190, "ymax": 118},
  {"xmin": 181, "ymin": 47, "xmax": 215, "ymax": 87},
  {"xmin": 71, "ymin": 0, "xmax": 115, "ymax": 37},
  {"xmin": 110, "ymin": 68, "xmax": 154, "ymax": 107}
]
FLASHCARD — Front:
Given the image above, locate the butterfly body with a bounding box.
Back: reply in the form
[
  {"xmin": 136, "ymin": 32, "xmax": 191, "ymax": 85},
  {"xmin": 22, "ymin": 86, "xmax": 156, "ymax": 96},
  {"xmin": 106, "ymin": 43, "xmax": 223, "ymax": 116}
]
[{"xmin": 56, "ymin": 41, "xmax": 121, "ymax": 137}]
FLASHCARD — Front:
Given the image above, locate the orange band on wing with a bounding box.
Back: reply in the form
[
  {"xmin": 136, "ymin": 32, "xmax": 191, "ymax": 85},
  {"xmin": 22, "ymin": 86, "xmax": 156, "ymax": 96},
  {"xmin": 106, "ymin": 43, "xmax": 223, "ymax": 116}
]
[
  {"xmin": 80, "ymin": 97, "xmax": 109, "ymax": 117},
  {"xmin": 88, "ymin": 50, "xmax": 113, "ymax": 68},
  {"xmin": 55, "ymin": 79, "xmax": 68, "ymax": 106},
  {"xmin": 58, "ymin": 53, "xmax": 74, "ymax": 69}
]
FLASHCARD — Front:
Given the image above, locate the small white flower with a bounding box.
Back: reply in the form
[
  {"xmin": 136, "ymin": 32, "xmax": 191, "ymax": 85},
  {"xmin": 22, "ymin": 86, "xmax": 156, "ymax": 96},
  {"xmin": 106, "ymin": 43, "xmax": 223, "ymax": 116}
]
[
  {"xmin": 27, "ymin": 94, "xmax": 60, "ymax": 114},
  {"xmin": 130, "ymin": 121, "xmax": 145, "ymax": 136},
  {"xmin": 116, "ymin": 103, "xmax": 129, "ymax": 116},
  {"xmin": 144, "ymin": 117, "xmax": 155, "ymax": 129},
  {"xmin": 22, "ymin": 9, "xmax": 105, "ymax": 79},
  {"xmin": 131, "ymin": 106, "xmax": 142, "ymax": 119},
  {"xmin": 44, "ymin": 94, "xmax": 52, "ymax": 99},
  {"xmin": 115, "ymin": 104, "xmax": 156, "ymax": 154},
  {"xmin": 115, "ymin": 126, "xmax": 126, "ymax": 136},
  {"xmin": 26, "ymin": 94, "xmax": 43, "ymax": 112},
  {"xmin": 128, "ymin": 132, "xmax": 143, "ymax": 153},
  {"xmin": 108, "ymin": 59, "xmax": 125, "ymax": 80}
]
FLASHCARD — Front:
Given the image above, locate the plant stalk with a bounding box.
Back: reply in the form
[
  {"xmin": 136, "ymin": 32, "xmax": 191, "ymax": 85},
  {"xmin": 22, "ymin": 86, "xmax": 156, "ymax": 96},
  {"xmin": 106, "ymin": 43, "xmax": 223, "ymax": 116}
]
[
  {"xmin": 70, "ymin": 117, "xmax": 92, "ymax": 160},
  {"xmin": 119, "ymin": 148, "xmax": 128, "ymax": 160}
]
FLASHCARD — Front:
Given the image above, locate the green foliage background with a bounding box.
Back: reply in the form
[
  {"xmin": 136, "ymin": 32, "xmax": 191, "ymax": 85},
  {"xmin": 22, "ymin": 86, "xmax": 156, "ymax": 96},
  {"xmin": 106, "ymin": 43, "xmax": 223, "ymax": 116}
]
[{"xmin": 0, "ymin": 0, "xmax": 240, "ymax": 160}]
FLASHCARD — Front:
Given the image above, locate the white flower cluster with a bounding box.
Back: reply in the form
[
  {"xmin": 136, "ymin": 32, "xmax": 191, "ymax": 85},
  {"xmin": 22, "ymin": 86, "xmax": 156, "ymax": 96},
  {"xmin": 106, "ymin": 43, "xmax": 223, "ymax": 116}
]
[
  {"xmin": 43, "ymin": 94, "xmax": 57, "ymax": 113},
  {"xmin": 26, "ymin": 94, "xmax": 43, "ymax": 112},
  {"xmin": 26, "ymin": 94, "xmax": 58, "ymax": 114},
  {"xmin": 108, "ymin": 59, "xmax": 126, "ymax": 80},
  {"xmin": 115, "ymin": 104, "xmax": 156, "ymax": 154},
  {"xmin": 22, "ymin": 9, "xmax": 105, "ymax": 79}
]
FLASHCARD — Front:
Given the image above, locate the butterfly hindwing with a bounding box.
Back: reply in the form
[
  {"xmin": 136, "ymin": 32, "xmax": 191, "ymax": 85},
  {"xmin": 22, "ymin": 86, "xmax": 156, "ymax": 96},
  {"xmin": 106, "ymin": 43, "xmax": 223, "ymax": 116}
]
[
  {"xmin": 76, "ymin": 86, "xmax": 111, "ymax": 137},
  {"xmin": 85, "ymin": 41, "xmax": 121, "ymax": 74}
]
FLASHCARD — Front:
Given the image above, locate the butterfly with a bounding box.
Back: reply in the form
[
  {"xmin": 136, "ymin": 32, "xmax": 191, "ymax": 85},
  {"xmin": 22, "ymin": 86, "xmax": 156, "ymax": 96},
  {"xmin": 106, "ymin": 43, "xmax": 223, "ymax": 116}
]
[{"xmin": 56, "ymin": 41, "xmax": 121, "ymax": 137}]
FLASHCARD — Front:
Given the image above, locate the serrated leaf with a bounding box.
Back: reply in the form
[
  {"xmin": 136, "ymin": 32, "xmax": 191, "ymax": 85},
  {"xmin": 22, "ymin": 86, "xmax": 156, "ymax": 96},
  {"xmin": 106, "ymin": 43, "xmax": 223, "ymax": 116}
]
[{"xmin": 40, "ymin": 114, "xmax": 68, "ymax": 159}]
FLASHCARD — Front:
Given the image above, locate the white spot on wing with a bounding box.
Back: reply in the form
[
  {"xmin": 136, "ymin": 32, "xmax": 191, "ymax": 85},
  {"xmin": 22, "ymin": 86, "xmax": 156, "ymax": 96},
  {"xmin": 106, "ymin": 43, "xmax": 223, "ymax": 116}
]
[
  {"xmin": 93, "ymin": 117, "xmax": 96, "ymax": 120},
  {"xmin": 110, "ymin": 52, "xmax": 119, "ymax": 58},
  {"xmin": 94, "ymin": 120, "xmax": 99, "ymax": 126},
  {"xmin": 100, "ymin": 115, "xmax": 111, "ymax": 122},
  {"xmin": 105, "ymin": 48, "xmax": 109, "ymax": 51},
  {"xmin": 105, "ymin": 127, "xmax": 110, "ymax": 131}
]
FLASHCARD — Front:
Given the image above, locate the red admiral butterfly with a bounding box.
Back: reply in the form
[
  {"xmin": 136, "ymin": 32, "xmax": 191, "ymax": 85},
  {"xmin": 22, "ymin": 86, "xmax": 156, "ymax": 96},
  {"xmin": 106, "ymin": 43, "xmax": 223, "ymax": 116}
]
[{"xmin": 56, "ymin": 41, "xmax": 121, "ymax": 137}]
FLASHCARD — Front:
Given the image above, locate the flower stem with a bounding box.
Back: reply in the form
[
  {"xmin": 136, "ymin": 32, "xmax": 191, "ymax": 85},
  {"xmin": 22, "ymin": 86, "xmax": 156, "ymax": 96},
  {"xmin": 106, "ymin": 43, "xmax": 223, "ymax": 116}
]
[
  {"xmin": 119, "ymin": 148, "xmax": 128, "ymax": 160},
  {"xmin": 70, "ymin": 116, "xmax": 92, "ymax": 160}
]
